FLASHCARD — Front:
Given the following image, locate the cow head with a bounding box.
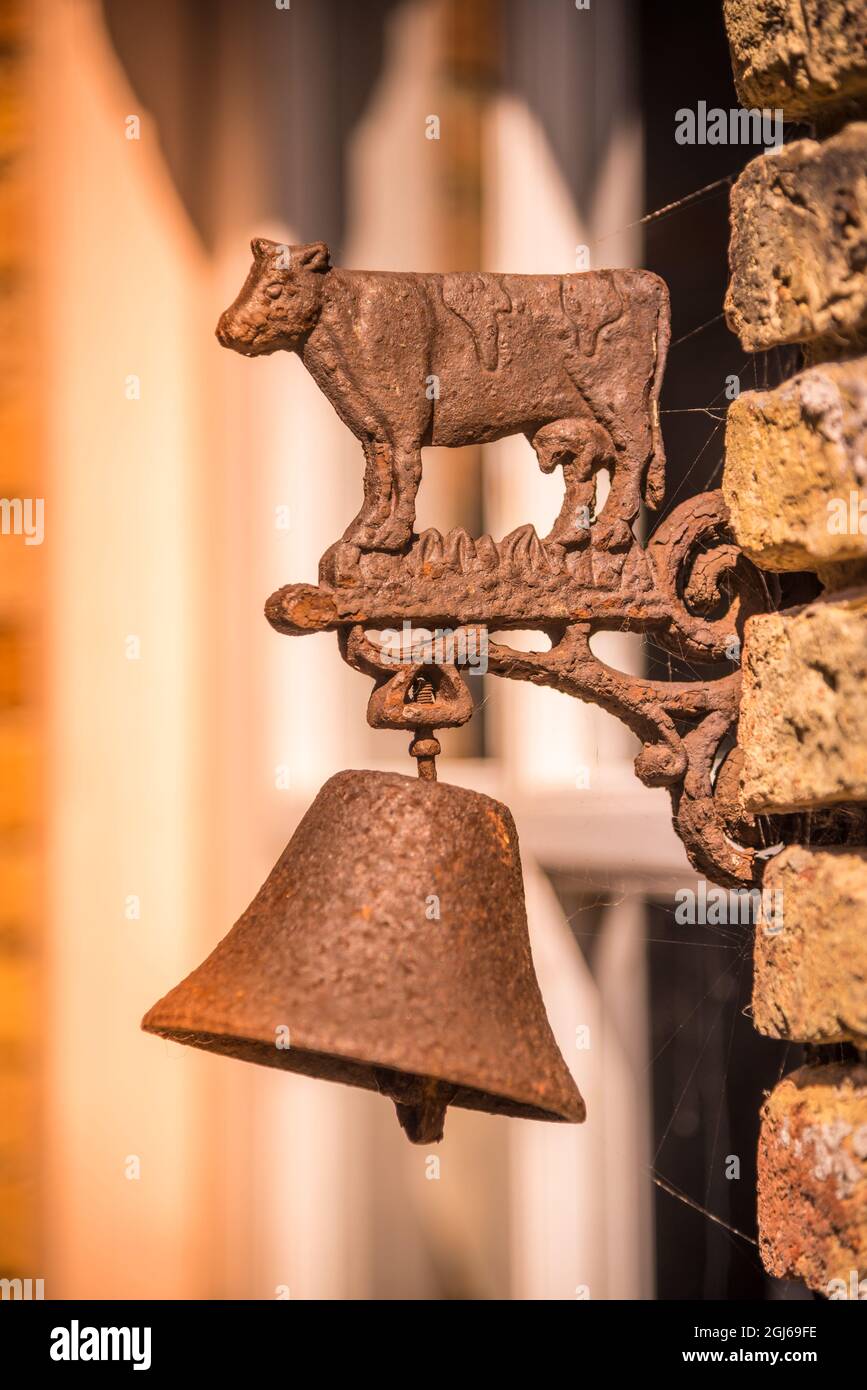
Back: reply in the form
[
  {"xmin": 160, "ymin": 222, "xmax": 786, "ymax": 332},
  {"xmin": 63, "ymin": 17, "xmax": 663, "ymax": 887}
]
[{"xmin": 216, "ymin": 238, "xmax": 331, "ymax": 356}]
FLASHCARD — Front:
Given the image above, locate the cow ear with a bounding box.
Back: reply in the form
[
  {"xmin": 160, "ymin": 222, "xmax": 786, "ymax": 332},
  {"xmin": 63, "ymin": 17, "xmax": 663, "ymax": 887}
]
[
  {"xmin": 251, "ymin": 237, "xmax": 274, "ymax": 261},
  {"xmin": 296, "ymin": 241, "xmax": 330, "ymax": 273}
]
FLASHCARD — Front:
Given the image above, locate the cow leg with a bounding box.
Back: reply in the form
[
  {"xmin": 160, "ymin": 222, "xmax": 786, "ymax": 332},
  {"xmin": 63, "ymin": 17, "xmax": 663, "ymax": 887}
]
[
  {"xmin": 595, "ymin": 408, "xmax": 660, "ymax": 547},
  {"xmin": 594, "ymin": 448, "xmax": 641, "ymax": 552},
  {"xmin": 343, "ymin": 440, "xmax": 419, "ymax": 552},
  {"xmin": 342, "ymin": 439, "xmax": 398, "ymax": 549},
  {"xmin": 389, "ymin": 444, "xmax": 422, "ymax": 546},
  {"xmin": 357, "ymin": 444, "xmax": 420, "ymax": 551}
]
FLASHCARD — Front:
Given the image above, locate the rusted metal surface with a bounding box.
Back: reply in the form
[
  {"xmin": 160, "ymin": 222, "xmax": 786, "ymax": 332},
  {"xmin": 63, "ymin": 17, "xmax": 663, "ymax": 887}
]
[
  {"xmin": 265, "ymin": 496, "xmax": 771, "ymax": 884},
  {"xmin": 217, "ymin": 239, "xmax": 670, "ymax": 552},
  {"xmin": 144, "ymin": 243, "xmax": 779, "ymax": 1145},
  {"xmin": 215, "ymin": 240, "xmax": 776, "ymax": 885},
  {"xmin": 142, "ymin": 771, "xmax": 585, "ymax": 1143}
]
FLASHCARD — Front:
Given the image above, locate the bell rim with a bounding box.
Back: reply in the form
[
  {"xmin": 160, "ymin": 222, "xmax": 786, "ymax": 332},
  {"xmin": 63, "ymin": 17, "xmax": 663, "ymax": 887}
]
[{"xmin": 141, "ymin": 1017, "xmax": 586, "ymax": 1125}]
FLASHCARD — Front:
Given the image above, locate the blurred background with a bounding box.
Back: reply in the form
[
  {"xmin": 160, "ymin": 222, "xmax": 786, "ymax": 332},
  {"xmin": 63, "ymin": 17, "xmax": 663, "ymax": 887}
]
[{"xmin": 1, "ymin": 0, "xmax": 809, "ymax": 1299}]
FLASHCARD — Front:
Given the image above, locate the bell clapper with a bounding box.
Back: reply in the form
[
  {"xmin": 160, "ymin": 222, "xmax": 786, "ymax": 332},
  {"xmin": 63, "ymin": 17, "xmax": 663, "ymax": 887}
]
[{"xmin": 373, "ymin": 1067, "xmax": 457, "ymax": 1144}]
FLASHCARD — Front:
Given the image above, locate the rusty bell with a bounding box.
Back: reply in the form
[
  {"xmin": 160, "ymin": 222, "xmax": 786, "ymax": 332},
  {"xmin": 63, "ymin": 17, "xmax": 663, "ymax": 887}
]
[{"xmin": 142, "ymin": 769, "xmax": 584, "ymax": 1143}]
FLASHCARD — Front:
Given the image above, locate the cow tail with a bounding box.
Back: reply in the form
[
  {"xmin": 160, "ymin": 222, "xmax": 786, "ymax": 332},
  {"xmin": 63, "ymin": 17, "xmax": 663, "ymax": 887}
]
[{"xmin": 644, "ymin": 275, "xmax": 671, "ymax": 510}]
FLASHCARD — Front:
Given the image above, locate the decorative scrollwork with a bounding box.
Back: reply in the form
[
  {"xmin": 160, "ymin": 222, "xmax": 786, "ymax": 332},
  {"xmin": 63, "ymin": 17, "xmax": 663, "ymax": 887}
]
[
  {"xmin": 264, "ymin": 490, "xmax": 777, "ymax": 888},
  {"xmin": 648, "ymin": 492, "xmax": 773, "ymax": 663}
]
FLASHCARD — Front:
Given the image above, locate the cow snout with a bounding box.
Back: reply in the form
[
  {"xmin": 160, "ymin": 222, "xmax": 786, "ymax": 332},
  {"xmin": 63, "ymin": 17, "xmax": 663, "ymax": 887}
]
[
  {"xmin": 216, "ymin": 308, "xmax": 256, "ymax": 353},
  {"xmin": 216, "ymin": 309, "xmax": 238, "ymax": 348}
]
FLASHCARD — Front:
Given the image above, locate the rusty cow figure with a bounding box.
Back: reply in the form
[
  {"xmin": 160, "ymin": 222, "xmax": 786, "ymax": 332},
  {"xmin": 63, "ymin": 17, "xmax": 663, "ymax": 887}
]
[{"xmin": 217, "ymin": 239, "xmax": 670, "ymax": 552}]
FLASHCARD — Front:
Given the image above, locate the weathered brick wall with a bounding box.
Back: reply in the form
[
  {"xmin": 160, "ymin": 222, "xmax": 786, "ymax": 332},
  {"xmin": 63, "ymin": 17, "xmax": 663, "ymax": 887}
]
[{"xmin": 722, "ymin": 0, "xmax": 867, "ymax": 1296}]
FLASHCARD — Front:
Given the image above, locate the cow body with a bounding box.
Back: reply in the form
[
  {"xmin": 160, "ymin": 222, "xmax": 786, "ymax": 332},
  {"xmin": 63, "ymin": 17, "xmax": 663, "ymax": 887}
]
[{"xmin": 217, "ymin": 240, "xmax": 670, "ymax": 551}]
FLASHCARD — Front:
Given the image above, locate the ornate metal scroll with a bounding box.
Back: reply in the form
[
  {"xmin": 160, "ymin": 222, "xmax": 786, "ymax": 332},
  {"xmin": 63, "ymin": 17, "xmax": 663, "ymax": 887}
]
[{"xmin": 217, "ymin": 239, "xmax": 777, "ymax": 887}]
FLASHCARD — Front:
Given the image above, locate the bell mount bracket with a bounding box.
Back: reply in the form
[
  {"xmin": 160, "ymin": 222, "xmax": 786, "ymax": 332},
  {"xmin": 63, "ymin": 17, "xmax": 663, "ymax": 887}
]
[{"xmin": 265, "ymin": 489, "xmax": 776, "ymax": 889}]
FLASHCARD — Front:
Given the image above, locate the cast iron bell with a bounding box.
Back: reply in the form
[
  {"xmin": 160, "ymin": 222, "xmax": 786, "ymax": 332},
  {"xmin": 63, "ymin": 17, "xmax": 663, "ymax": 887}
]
[{"xmin": 142, "ymin": 769, "xmax": 584, "ymax": 1142}]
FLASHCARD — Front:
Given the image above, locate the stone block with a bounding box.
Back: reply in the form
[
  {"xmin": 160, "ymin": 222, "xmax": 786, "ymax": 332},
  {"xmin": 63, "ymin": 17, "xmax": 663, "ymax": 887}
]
[
  {"xmin": 724, "ymin": 358, "xmax": 867, "ymax": 570},
  {"xmin": 754, "ymin": 845, "xmax": 867, "ymax": 1042},
  {"xmin": 739, "ymin": 594, "xmax": 867, "ymax": 812},
  {"xmin": 758, "ymin": 1063, "xmax": 867, "ymax": 1294},
  {"xmin": 726, "ymin": 124, "xmax": 867, "ymax": 353},
  {"xmin": 724, "ymin": 0, "xmax": 867, "ymax": 126}
]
